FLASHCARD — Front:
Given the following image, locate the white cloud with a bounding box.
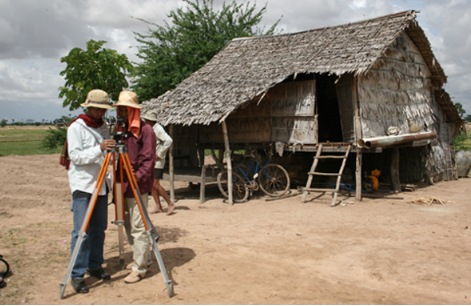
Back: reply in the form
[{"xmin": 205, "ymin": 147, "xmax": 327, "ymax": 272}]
[{"xmin": 0, "ymin": 0, "xmax": 470, "ymax": 121}]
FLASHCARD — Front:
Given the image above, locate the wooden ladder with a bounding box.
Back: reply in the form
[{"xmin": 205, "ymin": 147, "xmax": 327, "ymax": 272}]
[{"xmin": 301, "ymin": 144, "xmax": 352, "ymax": 206}]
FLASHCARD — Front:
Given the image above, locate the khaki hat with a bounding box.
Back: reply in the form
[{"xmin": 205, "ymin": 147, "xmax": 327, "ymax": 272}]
[
  {"xmin": 141, "ymin": 111, "xmax": 158, "ymax": 122},
  {"xmin": 114, "ymin": 91, "xmax": 142, "ymax": 109},
  {"xmin": 80, "ymin": 89, "xmax": 113, "ymax": 110}
]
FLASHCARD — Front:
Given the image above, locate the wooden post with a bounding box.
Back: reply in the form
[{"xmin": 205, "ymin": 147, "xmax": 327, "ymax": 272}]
[
  {"xmin": 352, "ymin": 75, "xmax": 363, "ymax": 201},
  {"xmin": 221, "ymin": 121, "xmax": 233, "ymax": 205},
  {"xmin": 168, "ymin": 124, "xmax": 175, "ymax": 203},
  {"xmin": 391, "ymin": 147, "xmax": 401, "ymax": 192},
  {"xmin": 356, "ymin": 151, "xmax": 362, "ymax": 201}
]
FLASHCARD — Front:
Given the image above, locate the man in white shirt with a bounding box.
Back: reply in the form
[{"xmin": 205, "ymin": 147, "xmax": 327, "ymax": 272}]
[
  {"xmin": 64, "ymin": 89, "xmax": 115, "ymax": 294},
  {"xmin": 142, "ymin": 112, "xmax": 175, "ymax": 215}
]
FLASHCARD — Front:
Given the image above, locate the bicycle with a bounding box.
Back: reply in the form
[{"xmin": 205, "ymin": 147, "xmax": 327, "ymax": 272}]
[
  {"xmin": 0, "ymin": 254, "xmax": 10, "ymax": 288},
  {"xmin": 217, "ymin": 150, "xmax": 290, "ymax": 203}
]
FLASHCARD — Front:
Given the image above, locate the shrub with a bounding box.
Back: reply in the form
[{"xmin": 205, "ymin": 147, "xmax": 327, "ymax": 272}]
[
  {"xmin": 453, "ymin": 133, "xmax": 471, "ymax": 151},
  {"xmin": 42, "ymin": 126, "xmax": 67, "ymax": 149}
]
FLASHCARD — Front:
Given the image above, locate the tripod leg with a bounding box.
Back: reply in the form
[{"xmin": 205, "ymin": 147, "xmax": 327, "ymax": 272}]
[
  {"xmin": 117, "ymin": 225, "xmax": 125, "ymax": 270},
  {"xmin": 150, "ymin": 234, "xmax": 174, "ymax": 297},
  {"xmin": 121, "ymin": 152, "xmax": 174, "ymax": 297},
  {"xmin": 59, "ymin": 153, "xmax": 112, "ymax": 299},
  {"xmin": 59, "ymin": 231, "xmax": 86, "ymax": 299}
]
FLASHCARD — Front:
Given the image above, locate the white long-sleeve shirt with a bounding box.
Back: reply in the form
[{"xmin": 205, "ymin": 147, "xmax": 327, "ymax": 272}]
[
  {"xmin": 67, "ymin": 119, "xmax": 111, "ymax": 195},
  {"xmin": 153, "ymin": 123, "xmax": 173, "ymax": 169}
]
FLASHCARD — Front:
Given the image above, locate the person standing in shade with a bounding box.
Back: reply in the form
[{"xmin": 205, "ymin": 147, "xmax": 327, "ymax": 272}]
[
  {"xmin": 113, "ymin": 91, "xmax": 156, "ymax": 284},
  {"xmin": 142, "ymin": 112, "xmax": 175, "ymax": 215},
  {"xmin": 61, "ymin": 89, "xmax": 115, "ymax": 294}
]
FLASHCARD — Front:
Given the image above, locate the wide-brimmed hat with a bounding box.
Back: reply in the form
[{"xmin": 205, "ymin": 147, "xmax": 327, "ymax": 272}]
[
  {"xmin": 141, "ymin": 111, "xmax": 158, "ymax": 122},
  {"xmin": 114, "ymin": 91, "xmax": 142, "ymax": 109},
  {"xmin": 80, "ymin": 89, "xmax": 113, "ymax": 110}
]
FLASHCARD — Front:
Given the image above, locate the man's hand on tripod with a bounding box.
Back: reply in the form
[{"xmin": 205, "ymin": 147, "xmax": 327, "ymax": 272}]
[{"xmin": 100, "ymin": 139, "xmax": 116, "ymax": 152}]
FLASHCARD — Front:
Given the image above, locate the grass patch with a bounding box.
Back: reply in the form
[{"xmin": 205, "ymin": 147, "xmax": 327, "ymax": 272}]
[{"xmin": 0, "ymin": 127, "xmax": 62, "ymax": 156}]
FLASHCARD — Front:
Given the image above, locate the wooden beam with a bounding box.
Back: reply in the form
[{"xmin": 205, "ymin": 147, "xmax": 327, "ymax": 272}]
[
  {"xmin": 356, "ymin": 151, "xmax": 362, "ymax": 201},
  {"xmin": 391, "ymin": 147, "xmax": 401, "ymax": 192},
  {"xmin": 168, "ymin": 124, "xmax": 175, "ymax": 203},
  {"xmin": 221, "ymin": 121, "xmax": 233, "ymax": 205}
]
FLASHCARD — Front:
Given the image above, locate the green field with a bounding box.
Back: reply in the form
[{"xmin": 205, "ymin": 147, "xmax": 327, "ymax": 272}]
[
  {"xmin": 0, "ymin": 127, "xmax": 62, "ymax": 156},
  {"xmin": 1, "ymin": 126, "xmax": 471, "ymax": 157}
]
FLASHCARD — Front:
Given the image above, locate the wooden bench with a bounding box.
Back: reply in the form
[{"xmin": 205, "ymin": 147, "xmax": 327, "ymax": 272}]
[{"xmin": 162, "ymin": 164, "xmax": 223, "ymax": 203}]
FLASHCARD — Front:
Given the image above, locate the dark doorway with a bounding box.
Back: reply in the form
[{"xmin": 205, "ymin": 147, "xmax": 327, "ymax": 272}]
[{"xmin": 316, "ymin": 74, "xmax": 343, "ymax": 142}]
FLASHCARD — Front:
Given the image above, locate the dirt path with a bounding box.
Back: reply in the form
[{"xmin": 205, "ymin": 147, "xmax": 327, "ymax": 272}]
[{"xmin": 1, "ymin": 154, "xmax": 471, "ymax": 304}]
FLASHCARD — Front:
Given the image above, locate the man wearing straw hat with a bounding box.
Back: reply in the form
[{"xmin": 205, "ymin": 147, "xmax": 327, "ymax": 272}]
[
  {"xmin": 141, "ymin": 111, "xmax": 175, "ymax": 215},
  {"xmin": 114, "ymin": 90, "xmax": 157, "ymax": 283},
  {"xmin": 61, "ymin": 89, "xmax": 116, "ymax": 294}
]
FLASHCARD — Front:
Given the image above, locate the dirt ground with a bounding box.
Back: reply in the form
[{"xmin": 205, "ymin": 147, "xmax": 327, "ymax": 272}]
[{"xmin": 1, "ymin": 153, "xmax": 471, "ymax": 305}]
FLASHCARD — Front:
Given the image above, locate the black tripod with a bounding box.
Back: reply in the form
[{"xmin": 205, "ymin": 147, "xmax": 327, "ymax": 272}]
[{"xmin": 59, "ymin": 126, "xmax": 173, "ymax": 299}]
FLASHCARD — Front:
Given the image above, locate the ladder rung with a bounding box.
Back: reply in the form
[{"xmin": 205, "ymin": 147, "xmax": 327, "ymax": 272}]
[
  {"xmin": 314, "ymin": 155, "xmax": 346, "ymax": 159},
  {"xmin": 303, "ymin": 188, "xmax": 339, "ymax": 192},
  {"xmin": 308, "ymin": 172, "xmax": 340, "ymax": 176}
]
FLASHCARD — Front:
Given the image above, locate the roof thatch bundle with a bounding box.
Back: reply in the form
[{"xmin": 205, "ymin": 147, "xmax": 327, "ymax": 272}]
[{"xmin": 142, "ymin": 10, "xmax": 448, "ymax": 126}]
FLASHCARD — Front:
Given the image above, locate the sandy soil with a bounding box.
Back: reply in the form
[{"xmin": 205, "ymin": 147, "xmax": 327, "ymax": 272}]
[{"xmin": 1, "ymin": 153, "xmax": 471, "ymax": 305}]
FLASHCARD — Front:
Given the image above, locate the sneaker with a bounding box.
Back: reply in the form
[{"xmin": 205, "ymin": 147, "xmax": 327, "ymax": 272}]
[
  {"xmin": 71, "ymin": 278, "xmax": 89, "ymax": 293},
  {"xmin": 87, "ymin": 267, "xmax": 110, "ymax": 280},
  {"xmin": 124, "ymin": 271, "xmax": 146, "ymax": 283}
]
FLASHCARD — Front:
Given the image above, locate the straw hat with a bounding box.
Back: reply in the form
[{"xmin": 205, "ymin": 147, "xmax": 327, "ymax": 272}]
[
  {"xmin": 141, "ymin": 111, "xmax": 158, "ymax": 122},
  {"xmin": 80, "ymin": 89, "xmax": 113, "ymax": 110},
  {"xmin": 114, "ymin": 91, "xmax": 142, "ymax": 109}
]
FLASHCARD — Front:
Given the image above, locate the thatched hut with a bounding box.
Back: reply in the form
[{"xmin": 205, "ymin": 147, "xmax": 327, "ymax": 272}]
[{"xmin": 142, "ymin": 10, "xmax": 463, "ymax": 204}]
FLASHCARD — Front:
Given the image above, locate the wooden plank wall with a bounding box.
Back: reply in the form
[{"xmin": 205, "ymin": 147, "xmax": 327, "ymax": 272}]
[
  {"xmin": 199, "ymin": 79, "xmax": 318, "ymax": 145},
  {"xmin": 270, "ymin": 80, "xmax": 317, "ymax": 144}
]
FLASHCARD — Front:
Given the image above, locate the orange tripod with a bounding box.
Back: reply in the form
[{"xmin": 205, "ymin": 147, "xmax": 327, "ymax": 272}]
[{"xmin": 59, "ymin": 137, "xmax": 174, "ymax": 299}]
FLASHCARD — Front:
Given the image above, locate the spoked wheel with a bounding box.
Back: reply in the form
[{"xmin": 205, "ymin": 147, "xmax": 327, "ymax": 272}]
[
  {"xmin": 217, "ymin": 170, "xmax": 249, "ymax": 203},
  {"xmin": 0, "ymin": 255, "xmax": 10, "ymax": 288},
  {"xmin": 258, "ymin": 164, "xmax": 290, "ymax": 197}
]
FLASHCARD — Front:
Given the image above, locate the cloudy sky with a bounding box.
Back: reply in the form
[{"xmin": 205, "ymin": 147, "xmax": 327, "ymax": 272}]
[{"xmin": 1, "ymin": 0, "xmax": 470, "ymax": 122}]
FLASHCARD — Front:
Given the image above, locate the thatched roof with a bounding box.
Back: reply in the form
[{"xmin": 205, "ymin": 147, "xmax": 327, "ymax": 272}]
[
  {"xmin": 142, "ymin": 10, "xmax": 449, "ymax": 126},
  {"xmin": 434, "ymin": 89, "xmax": 463, "ymax": 123}
]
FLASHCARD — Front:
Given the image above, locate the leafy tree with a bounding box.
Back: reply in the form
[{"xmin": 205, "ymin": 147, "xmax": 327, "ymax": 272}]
[
  {"xmin": 132, "ymin": 0, "xmax": 281, "ymax": 102},
  {"xmin": 59, "ymin": 40, "xmax": 134, "ymax": 110},
  {"xmin": 0, "ymin": 119, "xmax": 7, "ymax": 127},
  {"xmin": 465, "ymin": 114, "xmax": 471, "ymax": 122},
  {"xmin": 454, "ymin": 102, "xmax": 466, "ymax": 119}
]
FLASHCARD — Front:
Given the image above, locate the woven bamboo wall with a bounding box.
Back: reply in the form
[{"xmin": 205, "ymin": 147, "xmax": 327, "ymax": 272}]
[
  {"xmin": 199, "ymin": 98, "xmax": 272, "ymax": 144},
  {"xmin": 358, "ymin": 33, "xmax": 435, "ymax": 138},
  {"xmin": 169, "ymin": 125, "xmax": 199, "ymax": 167}
]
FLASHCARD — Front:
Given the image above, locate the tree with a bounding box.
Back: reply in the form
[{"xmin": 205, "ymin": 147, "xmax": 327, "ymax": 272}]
[
  {"xmin": 132, "ymin": 0, "xmax": 281, "ymax": 102},
  {"xmin": 454, "ymin": 102, "xmax": 466, "ymax": 119},
  {"xmin": 59, "ymin": 40, "xmax": 134, "ymax": 110}
]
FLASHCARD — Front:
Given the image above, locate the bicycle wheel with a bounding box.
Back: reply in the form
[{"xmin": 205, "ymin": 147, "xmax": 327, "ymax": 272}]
[
  {"xmin": 0, "ymin": 255, "xmax": 9, "ymax": 288},
  {"xmin": 217, "ymin": 170, "xmax": 249, "ymax": 203},
  {"xmin": 258, "ymin": 164, "xmax": 290, "ymax": 197}
]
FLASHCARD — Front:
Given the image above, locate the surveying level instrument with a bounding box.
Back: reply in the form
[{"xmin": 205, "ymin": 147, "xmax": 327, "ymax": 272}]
[{"xmin": 59, "ymin": 116, "xmax": 174, "ymax": 299}]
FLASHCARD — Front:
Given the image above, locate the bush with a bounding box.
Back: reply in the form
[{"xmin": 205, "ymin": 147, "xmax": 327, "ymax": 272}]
[
  {"xmin": 453, "ymin": 133, "xmax": 471, "ymax": 151},
  {"xmin": 42, "ymin": 126, "xmax": 67, "ymax": 149},
  {"xmin": 0, "ymin": 119, "xmax": 6, "ymax": 127}
]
